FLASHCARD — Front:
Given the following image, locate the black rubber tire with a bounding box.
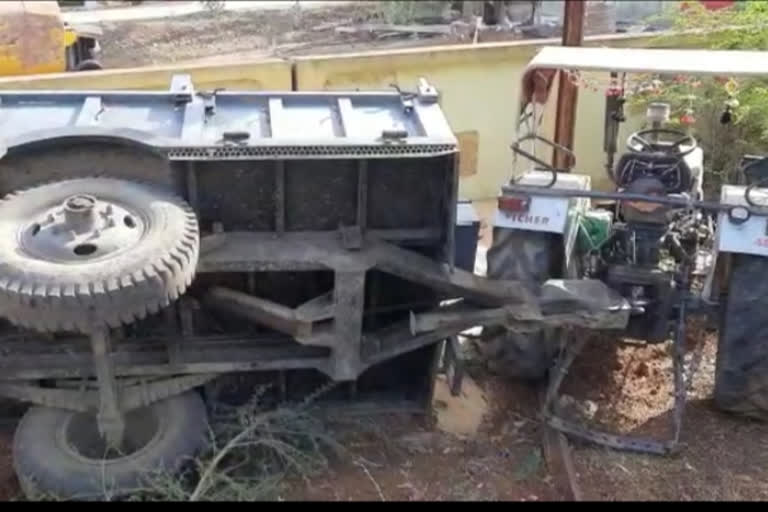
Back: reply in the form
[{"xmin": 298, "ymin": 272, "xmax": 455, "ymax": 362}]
[
  {"xmin": 13, "ymin": 391, "xmax": 209, "ymax": 501},
  {"xmin": 0, "ymin": 143, "xmax": 174, "ymax": 196},
  {"xmin": 75, "ymin": 59, "xmax": 103, "ymax": 71},
  {"xmin": 714, "ymin": 253, "xmax": 768, "ymax": 420},
  {"xmin": 0, "ymin": 177, "xmax": 199, "ymax": 333},
  {"xmin": 479, "ymin": 228, "xmax": 562, "ymax": 380}
]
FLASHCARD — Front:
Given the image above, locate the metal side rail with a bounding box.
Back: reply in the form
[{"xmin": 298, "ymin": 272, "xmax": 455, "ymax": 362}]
[{"xmin": 540, "ymin": 291, "xmax": 689, "ymax": 456}]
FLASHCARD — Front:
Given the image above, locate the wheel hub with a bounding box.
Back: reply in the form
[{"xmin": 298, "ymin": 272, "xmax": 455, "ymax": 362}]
[
  {"xmin": 20, "ymin": 194, "xmax": 145, "ymax": 263},
  {"xmin": 63, "ymin": 194, "xmax": 97, "ymax": 232}
]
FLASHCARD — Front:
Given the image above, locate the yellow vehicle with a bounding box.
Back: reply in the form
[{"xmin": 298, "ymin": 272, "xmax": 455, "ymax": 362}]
[{"xmin": 0, "ymin": 1, "xmax": 102, "ymax": 77}]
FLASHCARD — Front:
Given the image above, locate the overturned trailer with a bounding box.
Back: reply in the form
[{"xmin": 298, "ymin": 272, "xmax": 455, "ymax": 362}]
[{"xmin": 0, "ymin": 76, "xmax": 628, "ymax": 499}]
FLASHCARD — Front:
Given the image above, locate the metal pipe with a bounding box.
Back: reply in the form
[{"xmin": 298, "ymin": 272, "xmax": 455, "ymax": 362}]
[
  {"xmin": 90, "ymin": 326, "xmax": 125, "ymax": 449},
  {"xmin": 409, "ymin": 305, "xmax": 541, "ymax": 336},
  {"xmin": 203, "ymin": 286, "xmax": 313, "ymax": 340},
  {"xmin": 503, "ymin": 184, "xmax": 767, "ymax": 215}
]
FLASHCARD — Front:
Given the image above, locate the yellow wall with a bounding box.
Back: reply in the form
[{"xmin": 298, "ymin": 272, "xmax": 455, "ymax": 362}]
[
  {"xmin": 0, "ymin": 31, "xmax": 698, "ymax": 197},
  {"xmin": 0, "ymin": 59, "xmax": 293, "ymax": 91}
]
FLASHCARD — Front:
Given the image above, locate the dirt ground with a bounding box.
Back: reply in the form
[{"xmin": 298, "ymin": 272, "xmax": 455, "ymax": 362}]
[
  {"xmin": 94, "ymin": 3, "xmax": 528, "ymax": 69},
  {"xmin": 277, "ymin": 214, "xmax": 768, "ymax": 502},
  {"xmin": 279, "ymin": 311, "xmax": 768, "ymax": 501}
]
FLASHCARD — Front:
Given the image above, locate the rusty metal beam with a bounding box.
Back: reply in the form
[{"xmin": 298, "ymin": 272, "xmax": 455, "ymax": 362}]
[
  {"xmin": 553, "ymin": 0, "xmax": 586, "ymax": 170},
  {"xmin": 0, "ymin": 375, "xmax": 215, "ymax": 414},
  {"xmin": 204, "ymin": 286, "xmax": 314, "ymax": 340},
  {"xmin": 538, "ymin": 387, "xmax": 583, "ymax": 501},
  {"xmin": 408, "ymin": 282, "xmax": 630, "ymax": 337},
  {"xmin": 366, "ymin": 238, "xmax": 537, "ymax": 309},
  {"xmin": 0, "ymin": 336, "xmax": 331, "ymax": 381},
  {"xmin": 296, "ymin": 291, "xmax": 335, "ymax": 322}
]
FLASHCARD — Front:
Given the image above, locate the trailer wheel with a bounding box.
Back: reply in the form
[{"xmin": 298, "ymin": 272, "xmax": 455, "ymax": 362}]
[
  {"xmin": 75, "ymin": 59, "xmax": 103, "ymax": 71},
  {"xmin": 13, "ymin": 391, "xmax": 208, "ymax": 501},
  {"xmin": 0, "ymin": 177, "xmax": 199, "ymax": 333},
  {"xmin": 479, "ymin": 228, "xmax": 561, "ymax": 380},
  {"xmin": 714, "ymin": 254, "xmax": 768, "ymax": 420}
]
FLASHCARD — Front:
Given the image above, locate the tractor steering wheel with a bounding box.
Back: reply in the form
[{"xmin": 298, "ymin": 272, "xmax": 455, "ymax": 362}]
[{"xmin": 627, "ymin": 128, "xmax": 698, "ymax": 158}]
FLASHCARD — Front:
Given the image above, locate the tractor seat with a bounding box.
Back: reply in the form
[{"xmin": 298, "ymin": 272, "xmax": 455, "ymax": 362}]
[{"xmin": 614, "ymin": 151, "xmax": 693, "ymax": 194}]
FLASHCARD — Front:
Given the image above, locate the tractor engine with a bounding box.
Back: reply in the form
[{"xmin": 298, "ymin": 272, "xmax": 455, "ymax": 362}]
[{"xmin": 588, "ymin": 103, "xmax": 710, "ymax": 342}]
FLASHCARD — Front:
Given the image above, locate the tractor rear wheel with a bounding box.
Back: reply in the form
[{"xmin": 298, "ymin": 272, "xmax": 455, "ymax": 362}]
[
  {"xmin": 714, "ymin": 253, "xmax": 768, "ymax": 420},
  {"xmin": 478, "ymin": 228, "xmax": 562, "ymax": 380}
]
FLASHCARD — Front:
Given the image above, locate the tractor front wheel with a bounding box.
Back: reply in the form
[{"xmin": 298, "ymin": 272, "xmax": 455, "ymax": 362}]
[{"xmin": 714, "ymin": 253, "xmax": 768, "ymax": 420}]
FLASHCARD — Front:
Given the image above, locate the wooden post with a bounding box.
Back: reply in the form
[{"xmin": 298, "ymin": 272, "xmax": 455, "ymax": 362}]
[{"xmin": 552, "ymin": 0, "xmax": 586, "ymax": 170}]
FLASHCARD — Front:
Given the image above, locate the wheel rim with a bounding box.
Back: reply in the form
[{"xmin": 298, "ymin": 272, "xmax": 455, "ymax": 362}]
[
  {"xmin": 59, "ymin": 408, "xmax": 162, "ymax": 463},
  {"xmin": 19, "ymin": 194, "xmax": 146, "ymax": 264}
]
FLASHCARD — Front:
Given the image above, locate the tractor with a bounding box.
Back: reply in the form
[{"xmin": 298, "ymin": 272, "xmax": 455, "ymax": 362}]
[{"xmin": 484, "ymin": 46, "xmax": 768, "ymax": 453}]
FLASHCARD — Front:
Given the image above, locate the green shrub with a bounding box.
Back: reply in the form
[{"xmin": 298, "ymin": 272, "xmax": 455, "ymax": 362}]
[{"xmin": 627, "ymin": 1, "xmax": 768, "ymax": 195}]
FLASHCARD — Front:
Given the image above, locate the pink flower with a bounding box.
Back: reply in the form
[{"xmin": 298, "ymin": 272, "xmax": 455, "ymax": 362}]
[{"xmin": 681, "ymin": 113, "xmax": 696, "ymax": 124}]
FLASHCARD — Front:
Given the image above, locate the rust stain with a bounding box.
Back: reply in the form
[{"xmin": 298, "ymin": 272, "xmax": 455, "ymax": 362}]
[{"xmin": 456, "ymin": 130, "xmax": 478, "ymax": 178}]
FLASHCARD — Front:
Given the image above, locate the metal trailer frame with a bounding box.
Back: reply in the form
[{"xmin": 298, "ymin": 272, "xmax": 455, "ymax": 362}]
[
  {"xmin": 0, "ymin": 73, "xmax": 631, "ymax": 447},
  {"xmin": 0, "ymin": 75, "xmax": 468, "ymax": 416},
  {"xmin": 0, "ymin": 73, "xmax": 627, "ymax": 441}
]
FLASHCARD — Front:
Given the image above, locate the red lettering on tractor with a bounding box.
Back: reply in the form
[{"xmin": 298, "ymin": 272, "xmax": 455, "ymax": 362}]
[
  {"xmin": 509, "ymin": 214, "xmax": 550, "ymax": 225},
  {"xmin": 755, "ymin": 237, "xmax": 768, "ymax": 248}
]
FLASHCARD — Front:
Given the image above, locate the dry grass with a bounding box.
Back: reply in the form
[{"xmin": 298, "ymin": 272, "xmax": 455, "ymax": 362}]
[{"xmin": 141, "ymin": 384, "xmax": 345, "ymax": 501}]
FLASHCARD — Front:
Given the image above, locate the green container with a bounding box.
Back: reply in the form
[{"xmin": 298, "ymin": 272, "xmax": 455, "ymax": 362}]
[{"xmin": 577, "ymin": 210, "xmax": 613, "ymax": 253}]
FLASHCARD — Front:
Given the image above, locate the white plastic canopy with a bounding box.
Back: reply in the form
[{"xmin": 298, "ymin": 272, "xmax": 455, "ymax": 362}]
[
  {"xmin": 512, "ymin": 45, "xmax": 768, "ymax": 174},
  {"xmin": 516, "ymin": 45, "xmax": 768, "ymax": 135},
  {"xmin": 518, "ymin": 46, "xmax": 768, "ymax": 114},
  {"xmin": 524, "ymin": 45, "xmax": 768, "ymax": 78}
]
